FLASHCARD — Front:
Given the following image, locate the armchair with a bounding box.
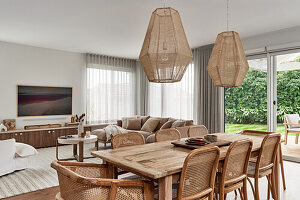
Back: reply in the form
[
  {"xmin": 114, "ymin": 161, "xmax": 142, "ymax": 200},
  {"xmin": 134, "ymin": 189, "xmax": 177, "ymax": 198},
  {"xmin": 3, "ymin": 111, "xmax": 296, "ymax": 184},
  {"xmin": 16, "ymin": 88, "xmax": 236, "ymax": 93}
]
[{"xmin": 284, "ymin": 114, "xmax": 300, "ymax": 145}]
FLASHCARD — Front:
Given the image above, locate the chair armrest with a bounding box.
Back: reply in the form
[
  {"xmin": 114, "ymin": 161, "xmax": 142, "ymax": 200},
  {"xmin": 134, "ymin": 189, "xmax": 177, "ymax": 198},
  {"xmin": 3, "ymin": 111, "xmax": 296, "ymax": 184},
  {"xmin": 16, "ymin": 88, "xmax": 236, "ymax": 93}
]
[{"xmin": 283, "ymin": 123, "xmax": 300, "ymax": 126}]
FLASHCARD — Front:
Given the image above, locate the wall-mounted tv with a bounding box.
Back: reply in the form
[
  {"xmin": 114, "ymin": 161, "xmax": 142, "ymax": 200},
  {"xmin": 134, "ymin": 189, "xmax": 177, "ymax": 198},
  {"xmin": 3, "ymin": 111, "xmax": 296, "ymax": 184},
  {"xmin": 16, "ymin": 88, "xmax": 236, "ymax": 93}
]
[{"xmin": 17, "ymin": 85, "xmax": 72, "ymax": 117}]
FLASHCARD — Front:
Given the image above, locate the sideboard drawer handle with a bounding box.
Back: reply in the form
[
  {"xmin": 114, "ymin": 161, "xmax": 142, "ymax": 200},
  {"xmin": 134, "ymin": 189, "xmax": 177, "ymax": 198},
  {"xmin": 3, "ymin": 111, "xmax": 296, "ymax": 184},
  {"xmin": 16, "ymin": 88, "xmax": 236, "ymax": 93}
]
[
  {"xmin": 20, "ymin": 133, "xmax": 23, "ymax": 135},
  {"xmin": 48, "ymin": 131, "xmax": 51, "ymax": 133},
  {"xmin": 15, "ymin": 133, "xmax": 18, "ymax": 136}
]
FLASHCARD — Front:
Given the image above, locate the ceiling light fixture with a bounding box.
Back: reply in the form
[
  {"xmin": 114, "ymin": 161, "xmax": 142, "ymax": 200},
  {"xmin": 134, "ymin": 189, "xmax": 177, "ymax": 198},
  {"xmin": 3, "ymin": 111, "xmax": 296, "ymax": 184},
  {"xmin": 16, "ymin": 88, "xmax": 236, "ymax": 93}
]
[
  {"xmin": 207, "ymin": 0, "xmax": 249, "ymax": 87},
  {"xmin": 139, "ymin": 1, "xmax": 192, "ymax": 83}
]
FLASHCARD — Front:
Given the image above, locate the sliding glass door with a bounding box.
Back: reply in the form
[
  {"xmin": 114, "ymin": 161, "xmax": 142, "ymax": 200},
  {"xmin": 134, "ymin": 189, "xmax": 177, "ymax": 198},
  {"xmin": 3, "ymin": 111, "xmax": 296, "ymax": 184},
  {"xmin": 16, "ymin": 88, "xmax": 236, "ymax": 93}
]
[
  {"xmin": 225, "ymin": 57, "xmax": 268, "ymax": 133},
  {"xmin": 274, "ymin": 51, "xmax": 300, "ymax": 137},
  {"xmin": 225, "ymin": 48, "xmax": 300, "ymax": 144}
]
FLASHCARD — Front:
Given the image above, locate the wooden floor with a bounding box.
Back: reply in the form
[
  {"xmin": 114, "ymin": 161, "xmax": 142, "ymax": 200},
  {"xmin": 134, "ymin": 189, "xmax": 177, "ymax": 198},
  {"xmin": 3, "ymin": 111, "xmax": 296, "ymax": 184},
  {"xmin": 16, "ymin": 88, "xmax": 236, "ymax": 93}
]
[{"xmin": 3, "ymin": 187, "xmax": 59, "ymax": 200}]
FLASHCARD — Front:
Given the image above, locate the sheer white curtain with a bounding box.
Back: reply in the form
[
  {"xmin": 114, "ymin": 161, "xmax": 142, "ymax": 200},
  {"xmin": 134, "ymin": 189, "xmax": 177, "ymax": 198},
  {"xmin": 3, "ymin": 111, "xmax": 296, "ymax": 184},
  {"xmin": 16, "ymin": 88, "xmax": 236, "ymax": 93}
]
[
  {"xmin": 86, "ymin": 54, "xmax": 136, "ymax": 123},
  {"xmin": 147, "ymin": 63, "xmax": 194, "ymax": 119}
]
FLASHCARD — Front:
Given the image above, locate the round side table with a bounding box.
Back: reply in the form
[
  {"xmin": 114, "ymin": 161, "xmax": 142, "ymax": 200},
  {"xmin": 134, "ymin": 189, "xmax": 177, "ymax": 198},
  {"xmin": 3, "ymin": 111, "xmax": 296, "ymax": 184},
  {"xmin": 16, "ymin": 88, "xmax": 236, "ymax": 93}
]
[{"xmin": 56, "ymin": 135, "xmax": 98, "ymax": 162}]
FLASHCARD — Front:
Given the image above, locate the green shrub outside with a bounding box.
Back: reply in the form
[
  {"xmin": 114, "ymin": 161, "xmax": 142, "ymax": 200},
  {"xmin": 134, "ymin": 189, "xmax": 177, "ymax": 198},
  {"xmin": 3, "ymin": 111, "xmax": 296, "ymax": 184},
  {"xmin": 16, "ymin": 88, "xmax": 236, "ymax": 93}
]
[{"xmin": 225, "ymin": 69, "xmax": 300, "ymax": 124}]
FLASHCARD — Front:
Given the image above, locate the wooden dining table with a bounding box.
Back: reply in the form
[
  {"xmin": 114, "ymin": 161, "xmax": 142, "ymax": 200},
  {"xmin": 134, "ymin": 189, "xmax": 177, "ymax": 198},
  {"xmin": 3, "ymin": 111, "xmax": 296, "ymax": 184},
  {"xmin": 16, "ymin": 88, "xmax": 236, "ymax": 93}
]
[{"xmin": 91, "ymin": 133, "xmax": 281, "ymax": 200}]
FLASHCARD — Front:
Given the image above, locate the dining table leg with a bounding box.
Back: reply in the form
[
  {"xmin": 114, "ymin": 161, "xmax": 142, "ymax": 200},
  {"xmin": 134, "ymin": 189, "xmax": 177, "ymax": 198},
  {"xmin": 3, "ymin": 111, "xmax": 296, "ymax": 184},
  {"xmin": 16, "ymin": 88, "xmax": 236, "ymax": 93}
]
[{"xmin": 158, "ymin": 175, "xmax": 173, "ymax": 200}]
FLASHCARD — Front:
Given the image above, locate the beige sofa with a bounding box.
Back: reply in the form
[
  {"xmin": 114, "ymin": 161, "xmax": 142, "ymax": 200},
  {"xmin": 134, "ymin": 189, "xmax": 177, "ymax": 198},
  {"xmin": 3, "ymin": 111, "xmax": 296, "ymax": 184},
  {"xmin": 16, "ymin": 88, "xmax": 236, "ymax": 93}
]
[{"xmin": 92, "ymin": 116, "xmax": 194, "ymax": 149}]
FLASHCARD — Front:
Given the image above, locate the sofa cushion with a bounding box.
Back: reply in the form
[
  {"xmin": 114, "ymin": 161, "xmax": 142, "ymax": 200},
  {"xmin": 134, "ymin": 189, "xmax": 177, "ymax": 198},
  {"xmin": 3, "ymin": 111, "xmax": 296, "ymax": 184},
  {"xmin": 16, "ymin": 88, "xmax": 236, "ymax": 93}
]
[
  {"xmin": 122, "ymin": 117, "xmax": 137, "ymax": 129},
  {"xmin": 130, "ymin": 131, "xmax": 153, "ymax": 140},
  {"xmin": 155, "ymin": 118, "xmax": 169, "ymax": 131},
  {"xmin": 184, "ymin": 120, "xmax": 194, "ymax": 126},
  {"xmin": 171, "ymin": 120, "xmax": 186, "ymax": 128},
  {"xmin": 160, "ymin": 121, "xmax": 173, "ymax": 130},
  {"xmin": 92, "ymin": 129, "xmax": 107, "ymax": 141},
  {"xmin": 15, "ymin": 143, "xmax": 38, "ymax": 157},
  {"xmin": 139, "ymin": 116, "xmax": 150, "ymax": 126},
  {"xmin": 286, "ymin": 114, "xmax": 300, "ymax": 128},
  {"xmin": 127, "ymin": 118, "xmax": 142, "ymax": 130},
  {"xmin": 141, "ymin": 118, "xmax": 161, "ymax": 132},
  {"xmin": 117, "ymin": 120, "xmax": 122, "ymax": 127}
]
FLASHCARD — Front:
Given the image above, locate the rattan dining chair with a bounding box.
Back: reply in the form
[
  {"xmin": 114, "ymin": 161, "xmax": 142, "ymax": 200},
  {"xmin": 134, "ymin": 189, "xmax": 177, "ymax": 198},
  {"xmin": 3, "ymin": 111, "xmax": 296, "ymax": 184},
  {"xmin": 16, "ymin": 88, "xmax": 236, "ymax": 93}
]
[
  {"xmin": 51, "ymin": 161, "xmax": 154, "ymax": 200},
  {"xmin": 155, "ymin": 128, "xmax": 181, "ymax": 142},
  {"xmin": 240, "ymin": 130, "xmax": 286, "ymax": 192},
  {"xmin": 111, "ymin": 132, "xmax": 145, "ymax": 149},
  {"xmin": 177, "ymin": 146, "xmax": 220, "ymax": 200},
  {"xmin": 188, "ymin": 125, "xmax": 209, "ymax": 137},
  {"xmin": 246, "ymin": 133, "xmax": 281, "ymax": 200},
  {"xmin": 111, "ymin": 132, "xmax": 145, "ymax": 178},
  {"xmin": 214, "ymin": 139, "xmax": 253, "ymax": 200}
]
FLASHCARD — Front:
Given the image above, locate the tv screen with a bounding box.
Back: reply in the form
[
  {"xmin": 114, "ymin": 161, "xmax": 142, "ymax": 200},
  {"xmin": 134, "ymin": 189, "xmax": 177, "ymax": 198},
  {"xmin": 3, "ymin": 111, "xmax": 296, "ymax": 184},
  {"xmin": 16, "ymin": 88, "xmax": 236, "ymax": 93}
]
[{"xmin": 17, "ymin": 85, "xmax": 72, "ymax": 117}]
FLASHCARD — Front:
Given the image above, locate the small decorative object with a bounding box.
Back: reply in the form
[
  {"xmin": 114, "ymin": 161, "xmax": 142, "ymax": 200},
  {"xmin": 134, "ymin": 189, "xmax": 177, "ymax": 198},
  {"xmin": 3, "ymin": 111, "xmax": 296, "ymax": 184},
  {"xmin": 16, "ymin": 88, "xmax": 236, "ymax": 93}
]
[
  {"xmin": 0, "ymin": 124, "xmax": 7, "ymax": 132},
  {"xmin": 86, "ymin": 131, "xmax": 91, "ymax": 138},
  {"xmin": 65, "ymin": 122, "xmax": 80, "ymax": 127},
  {"xmin": 185, "ymin": 138, "xmax": 210, "ymax": 146},
  {"xmin": 80, "ymin": 132, "xmax": 86, "ymax": 138},
  {"xmin": 71, "ymin": 116, "xmax": 76, "ymax": 123},
  {"xmin": 75, "ymin": 114, "xmax": 85, "ymax": 123},
  {"xmin": 3, "ymin": 119, "xmax": 16, "ymax": 130},
  {"xmin": 139, "ymin": 7, "xmax": 192, "ymax": 83},
  {"xmin": 204, "ymin": 135, "xmax": 218, "ymax": 142},
  {"xmin": 78, "ymin": 123, "xmax": 84, "ymax": 137},
  {"xmin": 207, "ymin": 0, "xmax": 249, "ymax": 87}
]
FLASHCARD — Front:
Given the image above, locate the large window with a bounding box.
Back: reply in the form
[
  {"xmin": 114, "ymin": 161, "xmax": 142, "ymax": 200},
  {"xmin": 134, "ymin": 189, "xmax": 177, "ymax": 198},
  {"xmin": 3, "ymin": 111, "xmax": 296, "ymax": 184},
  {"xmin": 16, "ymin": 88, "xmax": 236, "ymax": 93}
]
[
  {"xmin": 87, "ymin": 61, "xmax": 135, "ymax": 123},
  {"xmin": 147, "ymin": 63, "xmax": 194, "ymax": 120}
]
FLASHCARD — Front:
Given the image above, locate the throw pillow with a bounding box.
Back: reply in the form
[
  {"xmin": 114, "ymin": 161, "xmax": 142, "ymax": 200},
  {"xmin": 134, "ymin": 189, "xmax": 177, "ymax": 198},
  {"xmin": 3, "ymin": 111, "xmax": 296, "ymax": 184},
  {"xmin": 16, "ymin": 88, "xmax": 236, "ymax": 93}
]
[
  {"xmin": 185, "ymin": 120, "xmax": 194, "ymax": 126},
  {"xmin": 160, "ymin": 121, "xmax": 173, "ymax": 129},
  {"xmin": 127, "ymin": 118, "xmax": 142, "ymax": 130},
  {"xmin": 139, "ymin": 116, "xmax": 150, "ymax": 126},
  {"xmin": 171, "ymin": 120, "xmax": 186, "ymax": 128},
  {"xmin": 141, "ymin": 118, "xmax": 161, "ymax": 132},
  {"xmin": 155, "ymin": 118, "xmax": 169, "ymax": 131},
  {"xmin": 122, "ymin": 117, "xmax": 137, "ymax": 129},
  {"xmin": 15, "ymin": 143, "xmax": 38, "ymax": 157}
]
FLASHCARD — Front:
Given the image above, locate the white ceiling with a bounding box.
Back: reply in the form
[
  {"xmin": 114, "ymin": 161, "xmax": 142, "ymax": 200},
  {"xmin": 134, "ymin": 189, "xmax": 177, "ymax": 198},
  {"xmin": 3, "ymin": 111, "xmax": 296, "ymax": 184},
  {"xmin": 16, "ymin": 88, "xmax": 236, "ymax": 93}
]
[{"xmin": 0, "ymin": 0, "xmax": 300, "ymax": 59}]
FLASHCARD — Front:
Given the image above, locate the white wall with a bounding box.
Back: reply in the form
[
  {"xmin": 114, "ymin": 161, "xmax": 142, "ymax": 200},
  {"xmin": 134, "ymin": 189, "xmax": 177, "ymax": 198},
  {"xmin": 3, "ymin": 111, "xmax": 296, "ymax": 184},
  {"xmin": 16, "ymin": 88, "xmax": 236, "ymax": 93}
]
[
  {"xmin": 0, "ymin": 41, "xmax": 86, "ymax": 129},
  {"xmin": 242, "ymin": 26, "xmax": 300, "ymax": 53}
]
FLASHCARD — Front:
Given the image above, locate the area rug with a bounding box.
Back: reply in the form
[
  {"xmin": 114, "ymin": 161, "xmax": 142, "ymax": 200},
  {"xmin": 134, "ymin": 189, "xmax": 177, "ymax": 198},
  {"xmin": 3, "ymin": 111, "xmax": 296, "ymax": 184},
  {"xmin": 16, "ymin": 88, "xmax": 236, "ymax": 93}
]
[
  {"xmin": 283, "ymin": 155, "xmax": 300, "ymax": 163},
  {"xmin": 0, "ymin": 143, "xmax": 106, "ymax": 199}
]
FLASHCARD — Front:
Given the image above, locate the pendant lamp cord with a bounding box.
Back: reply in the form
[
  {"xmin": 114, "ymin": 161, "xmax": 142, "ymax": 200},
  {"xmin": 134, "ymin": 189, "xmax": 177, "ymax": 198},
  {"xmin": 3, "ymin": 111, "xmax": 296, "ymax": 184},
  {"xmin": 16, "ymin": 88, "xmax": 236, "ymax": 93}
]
[
  {"xmin": 163, "ymin": 0, "xmax": 167, "ymax": 8},
  {"xmin": 227, "ymin": 0, "xmax": 229, "ymax": 31}
]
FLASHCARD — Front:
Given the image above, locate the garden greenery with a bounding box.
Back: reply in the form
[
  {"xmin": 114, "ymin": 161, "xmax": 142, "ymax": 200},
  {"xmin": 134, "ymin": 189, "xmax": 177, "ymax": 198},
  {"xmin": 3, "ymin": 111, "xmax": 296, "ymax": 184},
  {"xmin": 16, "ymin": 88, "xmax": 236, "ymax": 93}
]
[{"xmin": 225, "ymin": 69, "xmax": 300, "ymax": 124}]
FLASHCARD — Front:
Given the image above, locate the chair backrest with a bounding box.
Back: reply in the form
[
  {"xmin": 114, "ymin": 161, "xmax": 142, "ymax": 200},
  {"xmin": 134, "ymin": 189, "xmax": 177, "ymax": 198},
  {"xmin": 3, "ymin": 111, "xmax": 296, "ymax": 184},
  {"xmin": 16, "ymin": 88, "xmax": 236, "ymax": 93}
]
[
  {"xmin": 51, "ymin": 161, "xmax": 154, "ymax": 200},
  {"xmin": 256, "ymin": 133, "xmax": 281, "ymax": 171},
  {"xmin": 221, "ymin": 139, "xmax": 253, "ymax": 185},
  {"xmin": 176, "ymin": 126, "xmax": 189, "ymax": 138},
  {"xmin": 177, "ymin": 147, "xmax": 220, "ymax": 200},
  {"xmin": 155, "ymin": 128, "xmax": 181, "ymax": 142},
  {"xmin": 285, "ymin": 114, "xmax": 300, "ymax": 128},
  {"xmin": 188, "ymin": 125, "xmax": 208, "ymax": 137},
  {"xmin": 111, "ymin": 132, "xmax": 145, "ymax": 149}
]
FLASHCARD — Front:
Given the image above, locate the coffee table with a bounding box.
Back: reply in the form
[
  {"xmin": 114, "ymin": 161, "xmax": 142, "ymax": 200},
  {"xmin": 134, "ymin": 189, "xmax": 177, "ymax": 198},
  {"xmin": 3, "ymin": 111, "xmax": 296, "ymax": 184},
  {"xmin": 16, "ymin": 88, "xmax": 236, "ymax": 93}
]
[{"xmin": 56, "ymin": 135, "xmax": 98, "ymax": 162}]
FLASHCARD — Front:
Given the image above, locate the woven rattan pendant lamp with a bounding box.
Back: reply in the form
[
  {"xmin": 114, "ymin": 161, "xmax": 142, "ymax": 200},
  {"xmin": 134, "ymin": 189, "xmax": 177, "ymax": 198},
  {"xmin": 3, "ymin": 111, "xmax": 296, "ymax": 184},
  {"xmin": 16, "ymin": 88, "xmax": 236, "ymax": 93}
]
[
  {"xmin": 139, "ymin": 6, "xmax": 192, "ymax": 83},
  {"xmin": 207, "ymin": 0, "xmax": 249, "ymax": 87}
]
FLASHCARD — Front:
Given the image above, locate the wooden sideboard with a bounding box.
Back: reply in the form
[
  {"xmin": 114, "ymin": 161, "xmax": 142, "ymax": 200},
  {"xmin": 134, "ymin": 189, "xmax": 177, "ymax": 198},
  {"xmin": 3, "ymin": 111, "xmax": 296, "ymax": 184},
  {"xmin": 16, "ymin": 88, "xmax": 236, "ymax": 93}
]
[
  {"xmin": 0, "ymin": 127, "xmax": 78, "ymax": 148},
  {"xmin": 0, "ymin": 124, "xmax": 109, "ymax": 148}
]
